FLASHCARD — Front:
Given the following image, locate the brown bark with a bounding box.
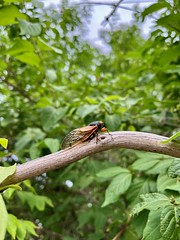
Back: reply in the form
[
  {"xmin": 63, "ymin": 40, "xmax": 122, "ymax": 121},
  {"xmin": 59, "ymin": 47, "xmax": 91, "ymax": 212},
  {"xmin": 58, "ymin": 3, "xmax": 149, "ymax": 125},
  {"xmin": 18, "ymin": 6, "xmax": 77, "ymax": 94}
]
[{"xmin": 1, "ymin": 131, "xmax": 179, "ymax": 187}]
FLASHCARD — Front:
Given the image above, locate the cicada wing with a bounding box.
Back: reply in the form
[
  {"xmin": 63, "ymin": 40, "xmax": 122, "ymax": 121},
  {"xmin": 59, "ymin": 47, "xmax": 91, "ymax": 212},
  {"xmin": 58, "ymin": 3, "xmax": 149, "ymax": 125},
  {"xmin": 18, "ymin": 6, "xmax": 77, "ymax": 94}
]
[
  {"xmin": 78, "ymin": 125, "xmax": 97, "ymax": 132},
  {"xmin": 61, "ymin": 128, "xmax": 94, "ymax": 149}
]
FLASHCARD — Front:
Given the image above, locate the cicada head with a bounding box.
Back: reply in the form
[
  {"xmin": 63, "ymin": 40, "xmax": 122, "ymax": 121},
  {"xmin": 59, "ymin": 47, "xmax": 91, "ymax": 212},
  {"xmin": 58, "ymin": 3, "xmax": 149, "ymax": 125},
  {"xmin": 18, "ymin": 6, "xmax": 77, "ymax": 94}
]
[{"xmin": 89, "ymin": 121, "xmax": 104, "ymax": 130}]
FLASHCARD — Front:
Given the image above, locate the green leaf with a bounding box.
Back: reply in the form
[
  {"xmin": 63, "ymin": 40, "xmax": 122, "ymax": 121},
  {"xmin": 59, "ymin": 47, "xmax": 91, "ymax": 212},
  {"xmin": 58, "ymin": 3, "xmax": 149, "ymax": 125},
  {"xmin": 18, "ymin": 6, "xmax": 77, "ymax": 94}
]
[
  {"xmin": 0, "ymin": 184, "xmax": 22, "ymax": 192},
  {"xmin": 141, "ymin": 193, "xmax": 169, "ymax": 208},
  {"xmin": 85, "ymin": 97, "xmax": 98, "ymax": 104},
  {"xmin": 22, "ymin": 180, "xmax": 36, "ymax": 194},
  {"xmin": 104, "ymin": 95, "xmax": 120, "ymax": 101},
  {"xmin": 157, "ymin": 174, "xmax": 178, "ymax": 193},
  {"xmin": 127, "ymin": 177, "xmax": 157, "ymax": 207},
  {"xmin": 6, "ymin": 39, "xmax": 34, "ymax": 56},
  {"xmin": 168, "ymin": 159, "xmax": 180, "ymax": 178},
  {"xmin": 94, "ymin": 212, "xmax": 106, "ymax": 232},
  {"xmin": 0, "ymin": 164, "xmax": 16, "ymax": 184},
  {"xmin": 16, "ymin": 219, "xmax": 26, "ymax": 240},
  {"xmin": 40, "ymin": 106, "xmax": 67, "ymax": 131},
  {"xmin": 0, "ymin": 194, "xmax": 8, "ymax": 240},
  {"xmin": 160, "ymin": 205, "xmax": 180, "ymax": 240},
  {"xmin": 0, "ymin": 5, "xmax": 26, "ymax": 26},
  {"xmin": 102, "ymin": 171, "xmax": 132, "ymax": 207},
  {"xmin": 21, "ymin": 220, "xmax": 38, "ymax": 238},
  {"xmin": 44, "ymin": 138, "xmax": 59, "ymax": 153},
  {"xmin": 40, "ymin": 106, "xmax": 57, "ymax": 131},
  {"xmin": 78, "ymin": 211, "xmax": 93, "ymax": 228},
  {"xmin": 17, "ymin": 191, "xmax": 53, "ymax": 211},
  {"xmin": 3, "ymin": 188, "xmax": 17, "ymax": 200},
  {"xmin": 164, "ymin": 65, "xmax": 180, "ymax": 75},
  {"xmin": 3, "ymin": 0, "xmax": 24, "ymax": 4},
  {"xmin": 15, "ymin": 134, "xmax": 32, "ymax": 152},
  {"xmin": 15, "ymin": 52, "xmax": 40, "ymax": 66},
  {"xmin": 86, "ymin": 232, "xmax": 103, "ymax": 240},
  {"xmin": 123, "ymin": 228, "xmax": 139, "ymax": 240},
  {"xmin": 132, "ymin": 211, "xmax": 149, "ymax": 238},
  {"xmin": 35, "ymin": 97, "xmax": 52, "ymax": 108},
  {"xmin": 7, "ymin": 214, "xmax": 18, "ymax": 239},
  {"xmin": 77, "ymin": 175, "xmax": 94, "ymax": 189},
  {"xmin": 105, "ymin": 114, "xmax": 121, "ymax": 131},
  {"xmin": 131, "ymin": 158, "xmax": 160, "ymax": 171},
  {"xmin": 141, "ymin": 2, "xmax": 171, "ymax": 21},
  {"xmin": 64, "ymin": 237, "xmax": 75, "ymax": 240},
  {"xmin": 77, "ymin": 104, "xmax": 98, "ymax": 118},
  {"xmin": 37, "ymin": 37, "xmax": 62, "ymax": 54},
  {"xmin": 159, "ymin": 45, "xmax": 180, "ymax": 66},
  {"xmin": 15, "ymin": 128, "xmax": 45, "ymax": 152},
  {"xmin": 166, "ymin": 183, "xmax": 180, "ymax": 192},
  {"xmin": 161, "ymin": 131, "xmax": 180, "ymax": 144},
  {"xmin": 96, "ymin": 166, "xmax": 130, "ymax": 179},
  {"xmin": 146, "ymin": 159, "xmax": 173, "ymax": 175},
  {"xmin": 142, "ymin": 209, "xmax": 162, "ymax": 240},
  {"xmin": 17, "ymin": 19, "xmax": 42, "ymax": 36},
  {"xmin": 157, "ymin": 13, "xmax": 180, "ymax": 33},
  {"xmin": 0, "ymin": 60, "xmax": 7, "ymax": 71},
  {"xmin": 9, "ymin": 215, "xmax": 38, "ymax": 240},
  {"xmin": 29, "ymin": 144, "xmax": 41, "ymax": 160},
  {"xmin": 0, "ymin": 138, "xmax": 8, "ymax": 149},
  {"xmin": 132, "ymin": 193, "xmax": 169, "ymax": 215},
  {"xmin": 125, "ymin": 98, "xmax": 141, "ymax": 108}
]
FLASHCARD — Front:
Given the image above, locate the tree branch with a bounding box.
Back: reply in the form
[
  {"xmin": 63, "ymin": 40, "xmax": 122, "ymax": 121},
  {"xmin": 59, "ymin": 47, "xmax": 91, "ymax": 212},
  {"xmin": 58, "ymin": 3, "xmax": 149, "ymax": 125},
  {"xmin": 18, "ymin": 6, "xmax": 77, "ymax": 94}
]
[
  {"xmin": 77, "ymin": 1, "xmax": 157, "ymax": 23},
  {"xmin": 1, "ymin": 131, "xmax": 180, "ymax": 187},
  {"xmin": 101, "ymin": 0, "xmax": 125, "ymax": 26}
]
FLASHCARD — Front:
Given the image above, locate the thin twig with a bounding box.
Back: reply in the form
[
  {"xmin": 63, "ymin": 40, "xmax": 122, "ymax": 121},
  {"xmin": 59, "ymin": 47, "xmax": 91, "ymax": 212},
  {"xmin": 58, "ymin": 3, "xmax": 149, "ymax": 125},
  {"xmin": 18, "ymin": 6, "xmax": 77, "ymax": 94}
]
[
  {"xmin": 112, "ymin": 226, "xmax": 126, "ymax": 240},
  {"xmin": 77, "ymin": 1, "xmax": 141, "ymax": 15},
  {"xmin": 77, "ymin": 1, "xmax": 158, "ymax": 23},
  {"xmin": 101, "ymin": 0, "xmax": 125, "ymax": 26},
  {"xmin": 112, "ymin": 215, "xmax": 131, "ymax": 240}
]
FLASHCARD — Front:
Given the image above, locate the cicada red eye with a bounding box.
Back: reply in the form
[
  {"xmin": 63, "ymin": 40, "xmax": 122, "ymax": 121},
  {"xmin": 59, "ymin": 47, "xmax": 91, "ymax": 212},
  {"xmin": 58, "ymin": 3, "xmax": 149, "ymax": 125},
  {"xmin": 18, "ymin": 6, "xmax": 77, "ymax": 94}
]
[{"xmin": 101, "ymin": 127, "xmax": 107, "ymax": 132}]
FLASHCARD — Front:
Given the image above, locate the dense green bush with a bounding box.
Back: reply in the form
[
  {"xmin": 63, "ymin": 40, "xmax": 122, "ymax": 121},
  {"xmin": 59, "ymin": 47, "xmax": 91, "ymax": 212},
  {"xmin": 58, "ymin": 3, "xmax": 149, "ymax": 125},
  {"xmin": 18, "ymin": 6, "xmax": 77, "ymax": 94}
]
[{"xmin": 0, "ymin": 0, "xmax": 179, "ymax": 239}]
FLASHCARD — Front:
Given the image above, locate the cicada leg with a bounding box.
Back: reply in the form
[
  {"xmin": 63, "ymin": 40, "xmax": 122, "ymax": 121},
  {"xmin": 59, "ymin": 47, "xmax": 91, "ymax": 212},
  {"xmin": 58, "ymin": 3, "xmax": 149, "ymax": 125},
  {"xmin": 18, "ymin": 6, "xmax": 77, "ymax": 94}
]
[{"xmin": 95, "ymin": 132, "xmax": 101, "ymax": 144}]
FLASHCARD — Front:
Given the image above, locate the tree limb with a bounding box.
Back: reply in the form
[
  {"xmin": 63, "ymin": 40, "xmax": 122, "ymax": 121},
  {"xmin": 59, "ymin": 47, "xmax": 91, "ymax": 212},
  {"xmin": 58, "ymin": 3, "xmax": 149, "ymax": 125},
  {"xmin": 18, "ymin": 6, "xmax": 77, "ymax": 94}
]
[
  {"xmin": 78, "ymin": 1, "xmax": 140, "ymax": 13},
  {"xmin": 1, "ymin": 131, "xmax": 180, "ymax": 187},
  {"xmin": 101, "ymin": 0, "xmax": 125, "ymax": 26}
]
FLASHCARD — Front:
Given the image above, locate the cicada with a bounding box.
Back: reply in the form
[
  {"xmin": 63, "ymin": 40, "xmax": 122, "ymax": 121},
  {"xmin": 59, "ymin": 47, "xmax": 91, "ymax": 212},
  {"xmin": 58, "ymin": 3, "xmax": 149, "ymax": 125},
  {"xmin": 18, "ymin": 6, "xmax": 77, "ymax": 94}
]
[{"xmin": 61, "ymin": 121, "xmax": 110, "ymax": 149}]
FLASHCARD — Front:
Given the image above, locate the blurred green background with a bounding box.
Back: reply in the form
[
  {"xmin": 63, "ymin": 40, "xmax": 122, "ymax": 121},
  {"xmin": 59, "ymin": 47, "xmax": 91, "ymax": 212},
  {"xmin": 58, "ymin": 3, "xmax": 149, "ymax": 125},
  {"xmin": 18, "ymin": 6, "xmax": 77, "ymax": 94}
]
[{"xmin": 0, "ymin": 0, "xmax": 179, "ymax": 239}]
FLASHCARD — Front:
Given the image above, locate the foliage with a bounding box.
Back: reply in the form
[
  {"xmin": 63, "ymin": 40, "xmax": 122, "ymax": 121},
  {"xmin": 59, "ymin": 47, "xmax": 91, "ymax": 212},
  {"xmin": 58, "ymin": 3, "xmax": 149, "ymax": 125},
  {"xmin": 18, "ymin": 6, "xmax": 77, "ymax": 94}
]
[
  {"xmin": 0, "ymin": 0, "xmax": 180, "ymax": 239},
  {"xmin": 132, "ymin": 193, "xmax": 180, "ymax": 240},
  {"xmin": 0, "ymin": 138, "xmax": 8, "ymax": 149}
]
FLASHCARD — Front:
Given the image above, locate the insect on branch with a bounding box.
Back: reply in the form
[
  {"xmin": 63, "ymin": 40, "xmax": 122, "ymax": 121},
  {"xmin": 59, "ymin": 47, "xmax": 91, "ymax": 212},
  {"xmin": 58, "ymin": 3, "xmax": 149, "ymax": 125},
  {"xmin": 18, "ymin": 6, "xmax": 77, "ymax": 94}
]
[{"xmin": 0, "ymin": 131, "xmax": 180, "ymax": 188}]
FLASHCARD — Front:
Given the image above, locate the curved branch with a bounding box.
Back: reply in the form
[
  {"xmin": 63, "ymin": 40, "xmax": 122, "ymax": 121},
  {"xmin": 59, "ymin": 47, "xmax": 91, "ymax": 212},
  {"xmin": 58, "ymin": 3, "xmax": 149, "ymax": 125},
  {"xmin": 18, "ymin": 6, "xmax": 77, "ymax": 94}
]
[{"xmin": 1, "ymin": 131, "xmax": 180, "ymax": 187}]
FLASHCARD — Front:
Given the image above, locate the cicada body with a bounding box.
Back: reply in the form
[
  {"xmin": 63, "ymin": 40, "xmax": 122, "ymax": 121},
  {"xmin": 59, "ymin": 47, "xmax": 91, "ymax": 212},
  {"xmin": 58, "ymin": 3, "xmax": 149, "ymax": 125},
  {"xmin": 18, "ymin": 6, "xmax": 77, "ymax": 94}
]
[{"xmin": 61, "ymin": 121, "xmax": 109, "ymax": 149}]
